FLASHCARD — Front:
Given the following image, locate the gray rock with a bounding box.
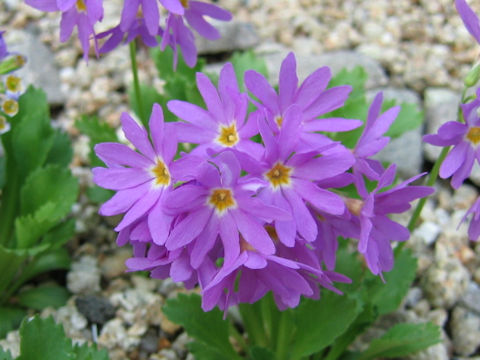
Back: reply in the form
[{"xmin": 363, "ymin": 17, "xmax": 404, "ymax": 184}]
[
  {"xmin": 422, "ymin": 259, "xmax": 470, "ymax": 309},
  {"xmin": 451, "ymin": 306, "xmax": 480, "ymax": 356},
  {"xmin": 196, "ymin": 21, "xmax": 260, "ymax": 55},
  {"xmin": 262, "ymin": 50, "xmax": 388, "ymax": 89},
  {"xmin": 407, "ymin": 342, "xmax": 449, "ymax": 360},
  {"xmin": 67, "ymin": 256, "xmax": 101, "ymax": 295},
  {"xmin": 460, "ymin": 282, "xmax": 480, "ymax": 316},
  {"xmin": 413, "ymin": 221, "xmax": 441, "ymax": 246},
  {"xmin": 5, "ymin": 29, "xmax": 65, "ymax": 105},
  {"xmin": 367, "ymin": 87, "xmax": 423, "ymax": 178},
  {"xmin": 423, "ymin": 88, "xmax": 460, "ymax": 162},
  {"xmin": 75, "ymin": 295, "xmax": 116, "ymax": 325},
  {"xmin": 405, "ymin": 287, "xmax": 423, "ymax": 308}
]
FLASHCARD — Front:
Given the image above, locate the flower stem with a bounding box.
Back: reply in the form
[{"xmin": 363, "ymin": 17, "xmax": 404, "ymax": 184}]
[
  {"xmin": 397, "ymin": 145, "xmax": 450, "ymax": 255},
  {"xmin": 275, "ymin": 311, "xmax": 290, "ymax": 360},
  {"xmin": 129, "ymin": 41, "xmax": 146, "ymax": 125},
  {"xmin": 239, "ymin": 302, "xmax": 269, "ymax": 347}
]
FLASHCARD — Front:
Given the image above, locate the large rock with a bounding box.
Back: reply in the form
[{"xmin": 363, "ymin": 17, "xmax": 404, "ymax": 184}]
[
  {"xmin": 451, "ymin": 306, "xmax": 480, "ymax": 356},
  {"xmin": 196, "ymin": 21, "xmax": 260, "ymax": 55},
  {"xmin": 5, "ymin": 29, "xmax": 65, "ymax": 105},
  {"xmin": 261, "ymin": 48, "xmax": 388, "ymax": 89},
  {"xmin": 367, "ymin": 87, "xmax": 423, "ymax": 179}
]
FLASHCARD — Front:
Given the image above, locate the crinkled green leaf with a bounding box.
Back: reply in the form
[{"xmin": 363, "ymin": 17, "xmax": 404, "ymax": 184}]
[
  {"xmin": 17, "ymin": 285, "xmax": 70, "ymax": 311},
  {"xmin": 290, "ymin": 291, "xmax": 363, "ymax": 359},
  {"xmin": 0, "ymin": 348, "xmax": 13, "ymax": 360},
  {"xmin": 0, "ymin": 306, "xmax": 26, "ymax": 339},
  {"xmin": 151, "ymin": 47, "xmax": 204, "ymax": 84},
  {"xmin": 0, "ymin": 246, "xmax": 27, "ymax": 295},
  {"xmin": 231, "ymin": 51, "xmax": 268, "ymax": 92},
  {"xmin": 42, "ymin": 218, "xmax": 75, "ymax": 248},
  {"xmin": 45, "ymin": 130, "xmax": 73, "ymax": 167},
  {"xmin": 163, "ymin": 293, "xmax": 240, "ymax": 359},
  {"xmin": 358, "ymin": 322, "xmax": 441, "ymax": 360},
  {"xmin": 366, "ymin": 249, "xmax": 417, "ymax": 316},
  {"xmin": 20, "ymin": 165, "xmax": 78, "ymax": 218},
  {"xmin": 328, "ymin": 66, "xmax": 368, "ymax": 100},
  {"xmin": 86, "ymin": 186, "xmax": 114, "ymax": 205},
  {"xmin": 73, "ymin": 342, "xmax": 109, "ymax": 360},
  {"xmin": 18, "ymin": 316, "xmax": 74, "ymax": 360},
  {"xmin": 15, "ymin": 203, "xmax": 59, "ymax": 248}
]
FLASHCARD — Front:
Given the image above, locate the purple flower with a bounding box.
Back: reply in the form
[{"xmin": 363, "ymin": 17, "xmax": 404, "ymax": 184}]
[
  {"xmin": 162, "ymin": 151, "xmax": 290, "ymax": 266},
  {"xmin": 93, "ymin": 104, "xmax": 198, "ymax": 244},
  {"xmin": 423, "ymin": 88, "xmax": 480, "ymax": 189},
  {"xmin": 247, "ymin": 105, "xmax": 354, "ymax": 247},
  {"xmin": 160, "ymin": 1, "xmax": 231, "ymax": 67},
  {"xmin": 460, "ymin": 197, "xmax": 480, "ymax": 241},
  {"xmin": 351, "ymin": 165, "xmax": 434, "ymax": 276},
  {"xmin": 456, "ymin": 0, "xmax": 480, "ymax": 44},
  {"xmin": 167, "ymin": 63, "xmax": 262, "ymax": 158},
  {"xmin": 244, "ymin": 52, "xmax": 361, "ymax": 150},
  {"xmin": 353, "ymin": 92, "xmax": 400, "ymax": 180},
  {"xmin": 26, "ymin": 0, "xmax": 103, "ymax": 60},
  {"xmin": 97, "ymin": 20, "xmax": 158, "ymax": 54},
  {"xmin": 119, "ymin": 0, "xmax": 159, "ymax": 36},
  {"xmin": 0, "ymin": 31, "xmax": 8, "ymax": 59}
]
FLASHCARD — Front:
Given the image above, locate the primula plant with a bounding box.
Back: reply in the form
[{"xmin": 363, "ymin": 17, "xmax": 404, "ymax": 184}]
[{"xmin": 2, "ymin": 0, "xmax": 480, "ymax": 358}]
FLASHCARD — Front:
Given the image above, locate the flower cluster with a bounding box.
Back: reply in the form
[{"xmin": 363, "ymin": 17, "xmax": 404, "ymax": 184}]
[
  {"xmin": 425, "ymin": 0, "xmax": 480, "ymax": 241},
  {"xmin": 0, "ymin": 31, "xmax": 26, "ymax": 134},
  {"xmin": 94, "ymin": 53, "xmax": 433, "ymax": 312},
  {"xmin": 25, "ymin": 0, "xmax": 231, "ymax": 66}
]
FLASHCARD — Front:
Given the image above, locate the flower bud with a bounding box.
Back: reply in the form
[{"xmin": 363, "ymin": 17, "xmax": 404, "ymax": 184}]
[{"xmin": 464, "ymin": 63, "xmax": 480, "ymax": 88}]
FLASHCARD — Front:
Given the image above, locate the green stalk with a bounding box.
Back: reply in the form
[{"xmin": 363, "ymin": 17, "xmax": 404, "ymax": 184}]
[
  {"xmin": 229, "ymin": 322, "xmax": 247, "ymax": 352},
  {"xmin": 396, "ymin": 146, "xmax": 450, "ymax": 255},
  {"xmin": 275, "ymin": 311, "xmax": 290, "ymax": 360},
  {"xmin": 239, "ymin": 303, "xmax": 269, "ymax": 347},
  {"xmin": 129, "ymin": 41, "xmax": 146, "ymax": 125}
]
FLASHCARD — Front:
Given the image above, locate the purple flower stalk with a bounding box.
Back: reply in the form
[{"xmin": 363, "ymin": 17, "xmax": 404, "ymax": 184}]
[{"xmin": 423, "ymin": 88, "xmax": 480, "ymax": 189}]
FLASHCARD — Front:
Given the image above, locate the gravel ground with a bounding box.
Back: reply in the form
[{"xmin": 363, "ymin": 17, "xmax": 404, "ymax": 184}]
[{"xmin": 1, "ymin": 1, "xmax": 480, "ymax": 359}]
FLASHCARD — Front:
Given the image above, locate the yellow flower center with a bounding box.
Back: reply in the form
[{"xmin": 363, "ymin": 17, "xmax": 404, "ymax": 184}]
[
  {"xmin": 5, "ymin": 75, "xmax": 21, "ymax": 93},
  {"xmin": 216, "ymin": 123, "xmax": 239, "ymax": 147},
  {"xmin": 345, "ymin": 198, "xmax": 363, "ymax": 216},
  {"xmin": 2, "ymin": 99, "xmax": 18, "ymax": 116},
  {"xmin": 76, "ymin": 0, "xmax": 87, "ymax": 12},
  {"xmin": 265, "ymin": 162, "xmax": 292, "ymax": 188},
  {"xmin": 150, "ymin": 159, "xmax": 171, "ymax": 187},
  {"xmin": 208, "ymin": 188, "xmax": 236, "ymax": 215},
  {"xmin": 275, "ymin": 115, "xmax": 283, "ymax": 128},
  {"xmin": 180, "ymin": 0, "xmax": 189, "ymax": 8},
  {"xmin": 467, "ymin": 127, "xmax": 480, "ymax": 145}
]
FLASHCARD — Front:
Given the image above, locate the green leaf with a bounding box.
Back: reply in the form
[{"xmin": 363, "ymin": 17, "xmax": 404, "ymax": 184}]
[
  {"xmin": 248, "ymin": 346, "xmax": 275, "ymax": 360},
  {"xmin": 86, "ymin": 186, "xmax": 114, "ymax": 205},
  {"xmin": 15, "ymin": 203, "xmax": 61, "ymax": 248},
  {"xmin": 0, "ymin": 348, "xmax": 13, "ymax": 360},
  {"xmin": 45, "ymin": 130, "xmax": 73, "ymax": 167},
  {"xmin": 358, "ymin": 322, "xmax": 442, "ymax": 360},
  {"xmin": 20, "ymin": 165, "xmax": 78, "ymax": 218},
  {"xmin": 231, "ymin": 51, "xmax": 269, "ymax": 92},
  {"xmin": 42, "ymin": 218, "xmax": 76, "ymax": 248},
  {"xmin": 128, "ymin": 84, "xmax": 164, "ymax": 128},
  {"xmin": 151, "ymin": 47, "xmax": 204, "ymax": 84},
  {"xmin": 366, "ymin": 249, "xmax": 417, "ymax": 316},
  {"xmin": 290, "ymin": 291, "xmax": 363, "ymax": 359},
  {"xmin": 188, "ymin": 341, "xmax": 233, "ymax": 360},
  {"xmin": 17, "ymin": 316, "xmax": 74, "ymax": 360},
  {"xmin": 74, "ymin": 115, "xmax": 118, "ymax": 167},
  {"xmin": 17, "ymin": 285, "xmax": 70, "ymax": 311},
  {"xmin": 385, "ymin": 102, "xmax": 423, "ymax": 139},
  {"xmin": 163, "ymin": 293, "xmax": 240, "ymax": 359},
  {"xmin": 0, "ymin": 156, "xmax": 5, "ymax": 189},
  {"xmin": 328, "ymin": 66, "xmax": 368, "ymax": 100},
  {"xmin": 16, "ymin": 248, "xmax": 70, "ymax": 285},
  {"xmin": 73, "ymin": 342, "xmax": 109, "ymax": 360},
  {"xmin": 0, "ymin": 306, "xmax": 26, "ymax": 339},
  {"xmin": 0, "ymin": 246, "xmax": 27, "ymax": 296}
]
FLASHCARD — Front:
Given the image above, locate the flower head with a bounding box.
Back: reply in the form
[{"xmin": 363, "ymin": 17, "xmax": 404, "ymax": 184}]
[{"xmin": 423, "ymin": 87, "xmax": 480, "ymax": 189}]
